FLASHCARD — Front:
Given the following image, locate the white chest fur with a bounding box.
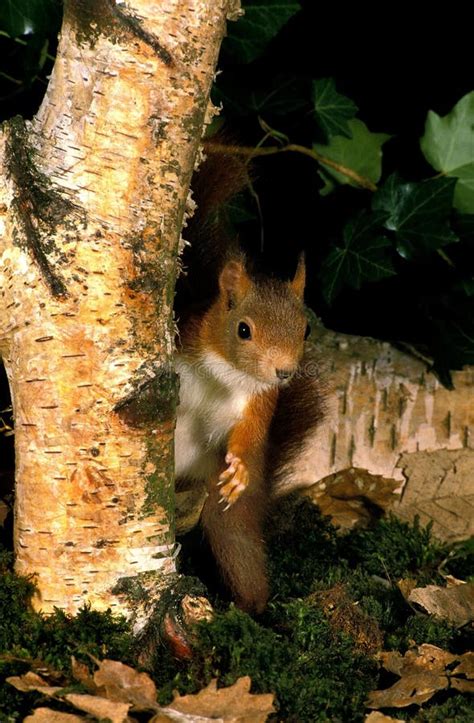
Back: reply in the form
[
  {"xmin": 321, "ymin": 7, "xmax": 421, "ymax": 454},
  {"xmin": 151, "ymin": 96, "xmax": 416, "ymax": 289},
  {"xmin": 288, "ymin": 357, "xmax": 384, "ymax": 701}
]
[{"xmin": 175, "ymin": 351, "xmax": 263, "ymax": 482}]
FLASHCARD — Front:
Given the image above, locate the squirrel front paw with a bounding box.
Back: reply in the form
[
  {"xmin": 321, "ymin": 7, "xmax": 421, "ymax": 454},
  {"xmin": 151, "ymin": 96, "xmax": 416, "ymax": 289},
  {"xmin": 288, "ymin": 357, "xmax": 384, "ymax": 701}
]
[{"xmin": 217, "ymin": 452, "xmax": 249, "ymax": 510}]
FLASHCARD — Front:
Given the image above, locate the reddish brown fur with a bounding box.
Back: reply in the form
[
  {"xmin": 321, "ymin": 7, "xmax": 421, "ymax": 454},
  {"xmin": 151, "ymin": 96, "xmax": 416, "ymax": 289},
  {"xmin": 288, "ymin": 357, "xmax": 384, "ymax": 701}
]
[
  {"xmin": 177, "ymin": 262, "xmax": 323, "ymax": 613},
  {"xmin": 175, "ymin": 146, "xmax": 324, "ymax": 614}
]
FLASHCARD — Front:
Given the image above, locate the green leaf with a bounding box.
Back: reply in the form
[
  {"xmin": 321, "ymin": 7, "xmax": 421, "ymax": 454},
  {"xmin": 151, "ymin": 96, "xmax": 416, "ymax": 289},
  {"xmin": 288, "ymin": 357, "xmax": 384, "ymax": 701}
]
[
  {"xmin": 313, "ymin": 119, "xmax": 391, "ymax": 192},
  {"xmin": 313, "ymin": 78, "xmax": 358, "ymax": 139},
  {"xmin": 373, "ymin": 174, "xmax": 458, "ymax": 258},
  {"xmin": 317, "ymin": 170, "xmax": 336, "ymax": 196},
  {"xmin": 214, "ymin": 73, "xmax": 310, "ymax": 117},
  {"xmin": 449, "ymin": 162, "xmax": 474, "ymax": 213},
  {"xmin": 320, "ymin": 212, "xmax": 396, "ymax": 304},
  {"xmin": 420, "ymin": 91, "xmax": 474, "ymax": 214},
  {"xmin": 0, "ymin": 0, "xmax": 61, "ymax": 38},
  {"xmin": 223, "ymin": 0, "xmax": 300, "ymax": 64}
]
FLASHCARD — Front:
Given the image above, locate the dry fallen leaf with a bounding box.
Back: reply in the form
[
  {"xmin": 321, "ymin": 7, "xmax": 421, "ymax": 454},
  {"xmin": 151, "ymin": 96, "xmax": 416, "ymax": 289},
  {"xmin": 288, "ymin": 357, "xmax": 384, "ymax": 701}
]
[
  {"xmin": 444, "ymin": 574, "xmax": 467, "ymax": 587},
  {"xmin": 367, "ymin": 644, "xmax": 474, "ymax": 709},
  {"xmin": 304, "ymin": 468, "xmax": 400, "ymax": 530},
  {"xmin": 175, "ymin": 482, "xmax": 207, "ymax": 535},
  {"xmin": 365, "ymin": 712, "xmax": 403, "ymax": 722},
  {"xmin": 159, "ymin": 676, "xmax": 275, "ymax": 722},
  {"xmin": 450, "ymin": 652, "xmax": 474, "ymax": 694},
  {"xmin": 65, "ymin": 693, "xmax": 130, "ymax": 723},
  {"xmin": 93, "ymin": 658, "xmax": 158, "ymax": 710},
  {"xmin": 10, "ymin": 658, "xmax": 274, "ymax": 723},
  {"xmin": 181, "ymin": 594, "xmax": 214, "ymax": 627},
  {"xmin": 24, "ymin": 709, "xmax": 84, "ymax": 722},
  {"xmin": 6, "ymin": 671, "xmax": 63, "ymax": 696},
  {"xmin": 407, "ymin": 583, "xmax": 474, "ymax": 626},
  {"xmin": 71, "ymin": 656, "xmax": 96, "ymax": 691},
  {"xmin": 396, "ymin": 578, "xmax": 418, "ymax": 600}
]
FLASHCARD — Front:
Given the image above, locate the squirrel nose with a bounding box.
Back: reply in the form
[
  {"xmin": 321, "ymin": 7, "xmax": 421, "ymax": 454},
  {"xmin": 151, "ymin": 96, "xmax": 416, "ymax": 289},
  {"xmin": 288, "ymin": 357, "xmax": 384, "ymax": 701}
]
[{"xmin": 276, "ymin": 368, "xmax": 294, "ymax": 381}]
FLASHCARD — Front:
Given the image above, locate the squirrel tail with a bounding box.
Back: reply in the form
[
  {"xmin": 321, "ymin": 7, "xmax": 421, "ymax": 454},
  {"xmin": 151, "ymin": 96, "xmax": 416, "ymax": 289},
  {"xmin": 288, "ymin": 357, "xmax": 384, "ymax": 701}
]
[
  {"xmin": 200, "ymin": 475, "xmax": 269, "ymax": 614},
  {"xmin": 176, "ymin": 138, "xmax": 251, "ymax": 317},
  {"xmin": 188, "ymin": 139, "xmax": 250, "ymax": 238},
  {"xmin": 269, "ymin": 346, "xmax": 327, "ymax": 492}
]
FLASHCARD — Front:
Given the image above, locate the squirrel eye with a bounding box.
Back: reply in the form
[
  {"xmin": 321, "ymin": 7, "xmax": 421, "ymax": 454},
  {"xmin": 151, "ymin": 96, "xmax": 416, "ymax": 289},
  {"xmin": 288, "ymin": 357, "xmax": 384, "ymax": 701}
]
[
  {"xmin": 238, "ymin": 321, "xmax": 252, "ymax": 340},
  {"xmin": 304, "ymin": 323, "xmax": 311, "ymax": 340}
]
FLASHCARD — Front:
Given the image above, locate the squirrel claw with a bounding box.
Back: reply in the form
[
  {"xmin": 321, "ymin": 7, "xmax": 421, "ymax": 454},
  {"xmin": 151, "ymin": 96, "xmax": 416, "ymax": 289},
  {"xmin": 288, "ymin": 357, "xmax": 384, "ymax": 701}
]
[{"xmin": 218, "ymin": 453, "xmax": 249, "ymax": 508}]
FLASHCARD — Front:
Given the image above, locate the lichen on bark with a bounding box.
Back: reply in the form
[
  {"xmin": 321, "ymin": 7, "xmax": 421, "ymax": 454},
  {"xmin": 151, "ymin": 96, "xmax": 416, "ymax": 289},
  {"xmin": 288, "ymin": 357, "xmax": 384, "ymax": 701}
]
[{"xmin": 4, "ymin": 116, "xmax": 81, "ymax": 297}]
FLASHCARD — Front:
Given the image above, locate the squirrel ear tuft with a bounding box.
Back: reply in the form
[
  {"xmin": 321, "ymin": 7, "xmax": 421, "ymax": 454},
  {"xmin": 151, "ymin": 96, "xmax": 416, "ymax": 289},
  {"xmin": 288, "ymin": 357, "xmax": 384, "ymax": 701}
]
[
  {"xmin": 219, "ymin": 259, "xmax": 251, "ymax": 303},
  {"xmin": 290, "ymin": 253, "xmax": 306, "ymax": 299}
]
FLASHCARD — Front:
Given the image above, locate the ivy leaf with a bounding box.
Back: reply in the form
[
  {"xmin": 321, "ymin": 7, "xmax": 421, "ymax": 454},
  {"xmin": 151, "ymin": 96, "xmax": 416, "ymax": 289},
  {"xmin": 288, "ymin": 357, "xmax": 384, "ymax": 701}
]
[
  {"xmin": 314, "ymin": 119, "xmax": 391, "ymax": 192},
  {"xmin": 313, "ymin": 78, "xmax": 358, "ymax": 139},
  {"xmin": 320, "ymin": 211, "xmax": 396, "ymax": 304},
  {"xmin": 420, "ymin": 91, "xmax": 474, "ymax": 214},
  {"xmin": 317, "ymin": 171, "xmax": 336, "ymax": 196},
  {"xmin": 449, "ymin": 162, "xmax": 474, "ymax": 213},
  {"xmin": 214, "ymin": 73, "xmax": 310, "ymax": 117},
  {"xmin": 223, "ymin": 0, "xmax": 300, "ymax": 64},
  {"xmin": 373, "ymin": 174, "xmax": 458, "ymax": 258},
  {"xmin": 0, "ymin": 0, "xmax": 61, "ymax": 37}
]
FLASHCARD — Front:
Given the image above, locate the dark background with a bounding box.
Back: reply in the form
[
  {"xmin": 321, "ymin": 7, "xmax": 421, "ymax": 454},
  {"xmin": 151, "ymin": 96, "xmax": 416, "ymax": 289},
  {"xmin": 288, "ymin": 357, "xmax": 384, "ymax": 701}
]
[{"xmin": 216, "ymin": 4, "xmax": 473, "ymax": 344}]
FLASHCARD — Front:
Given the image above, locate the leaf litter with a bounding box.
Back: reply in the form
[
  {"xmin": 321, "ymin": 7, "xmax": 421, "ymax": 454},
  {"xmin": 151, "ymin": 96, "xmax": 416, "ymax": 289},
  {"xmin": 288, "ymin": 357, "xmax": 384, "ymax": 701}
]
[{"xmin": 8, "ymin": 657, "xmax": 275, "ymax": 722}]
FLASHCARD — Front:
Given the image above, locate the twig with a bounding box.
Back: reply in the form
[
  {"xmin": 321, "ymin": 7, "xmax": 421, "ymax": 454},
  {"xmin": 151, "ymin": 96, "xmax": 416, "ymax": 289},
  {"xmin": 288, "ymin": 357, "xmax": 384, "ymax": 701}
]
[{"xmin": 204, "ymin": 141, "xmax": 378, "ymax": 192}]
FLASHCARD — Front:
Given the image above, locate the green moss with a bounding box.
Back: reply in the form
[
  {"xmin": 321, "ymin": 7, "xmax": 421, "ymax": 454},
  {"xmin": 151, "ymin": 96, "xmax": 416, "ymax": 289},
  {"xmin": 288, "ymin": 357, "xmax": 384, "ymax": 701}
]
[
  {"xmin": 0, "ymin": 549, "xmax": 134, "ymax": 720},
  {"xmin": 267, "ymin": 496, "xmax": 345, "ymax": 599},
  {"xmin": 143, "ymin": 437, "xmax": 175, "ymax": 523},
  {"xmin": 443, "ymin": 537, "xmax": 474, "ymax": 582},
  {"xmin": 0, "ymin": 569, "xmax": 39, "ymax": 652},
  {"xmin": 154, "ymin": 603, "xmax": 377, "ymax": 721},
  {"xmin": 33, "ymin": 606, "xmax": 133, "ymax": 670},
  {"xmin": 413, "ymin": 695, "xmax": 474, "ymax": 721},
  {"xmin": 113, "ymin": 363, "xmax": 178, "ymax": 520},
  {"xmin": 340, "ymin": 514, "xmax": 448, "ymax": 583},
  {"xmin": 386, "ymin": 614, "xmax": 460, "ymax": 653},
  {"xmin": 1, "ymin": 505, "xmax": 471, "ymax": 721},
  {"xmin": 114, "ymin": 366, "xmax": 178, "ymax": 428},
  {"xmin": 348, "ymin": 570, "xmax": 407, "ymax": 630},
  {"xmin": 267, "ymin": 501, "xmax": 450, "ymax": 603}
]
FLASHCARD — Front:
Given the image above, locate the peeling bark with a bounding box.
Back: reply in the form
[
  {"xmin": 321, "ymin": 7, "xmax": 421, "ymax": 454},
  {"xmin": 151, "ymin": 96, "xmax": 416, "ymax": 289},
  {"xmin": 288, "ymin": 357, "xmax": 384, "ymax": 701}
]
[
  {"xmin": 0, "ymin": 0, "xmax": 238, "ymax": 616},
  {"xmin": 278, "ymin": 326, "xmax": 473, "ymax": 490},
  {"xmin": 394, "ymin": 449, "xmax": 474, "ymax": 541},
  {"xmin": 278, "ymin": 326, "xmax": 474, "ymax": 540}
]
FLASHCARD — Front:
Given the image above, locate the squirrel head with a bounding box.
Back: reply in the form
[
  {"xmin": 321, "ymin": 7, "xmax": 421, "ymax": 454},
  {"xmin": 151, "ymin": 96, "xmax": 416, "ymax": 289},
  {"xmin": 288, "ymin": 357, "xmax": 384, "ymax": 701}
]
[{"xmin": 201, "ymin": 255, "xmax": 309, "ymax": 387}]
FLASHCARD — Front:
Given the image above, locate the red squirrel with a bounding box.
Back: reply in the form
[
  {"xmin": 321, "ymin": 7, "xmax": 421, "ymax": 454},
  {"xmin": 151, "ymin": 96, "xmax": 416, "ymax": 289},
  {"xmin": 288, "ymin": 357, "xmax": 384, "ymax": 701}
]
[{"xmin": 175, "ymin": 147, "xmax": 324, "ymax": 613}]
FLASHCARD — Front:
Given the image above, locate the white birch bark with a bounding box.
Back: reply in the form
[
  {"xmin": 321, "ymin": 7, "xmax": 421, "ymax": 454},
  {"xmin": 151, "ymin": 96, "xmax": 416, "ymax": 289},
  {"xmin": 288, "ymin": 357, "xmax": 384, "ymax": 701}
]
[{"xmin": 0, "ymin": 0, "xmax": 239, "ymax": 617}]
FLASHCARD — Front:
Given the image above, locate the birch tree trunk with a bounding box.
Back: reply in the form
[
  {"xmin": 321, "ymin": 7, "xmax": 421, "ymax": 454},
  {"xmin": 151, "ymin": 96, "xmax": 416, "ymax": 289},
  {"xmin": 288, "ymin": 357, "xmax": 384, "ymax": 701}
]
[{"xmin": 0, "ymin": 0, "xmax": 238, "ymax": 619}]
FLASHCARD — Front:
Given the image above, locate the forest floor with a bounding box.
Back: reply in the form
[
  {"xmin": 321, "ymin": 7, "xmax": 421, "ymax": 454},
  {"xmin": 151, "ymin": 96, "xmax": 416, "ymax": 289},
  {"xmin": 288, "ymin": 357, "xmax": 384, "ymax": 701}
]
[{"xmin": 0, "ymin": 495, "xmax": 473, "ymax": 721}]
